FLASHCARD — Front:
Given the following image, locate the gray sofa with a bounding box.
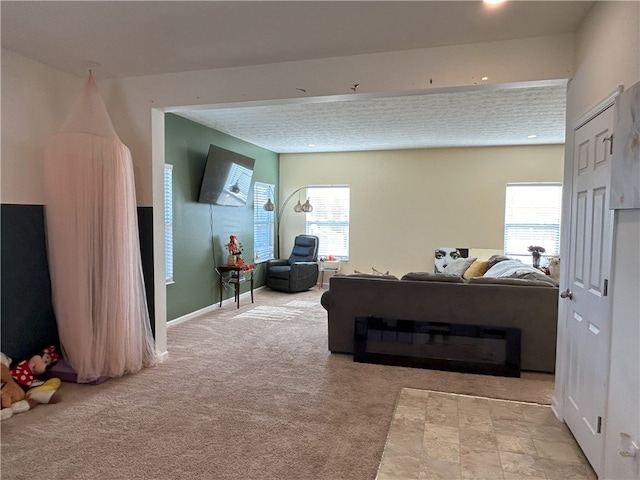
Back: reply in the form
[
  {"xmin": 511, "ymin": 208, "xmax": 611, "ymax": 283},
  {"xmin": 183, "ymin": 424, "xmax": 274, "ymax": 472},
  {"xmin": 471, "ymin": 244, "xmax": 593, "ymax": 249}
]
[{"xmin": 321, "ymin": 273, "xmax": 559, "ymax": 373}]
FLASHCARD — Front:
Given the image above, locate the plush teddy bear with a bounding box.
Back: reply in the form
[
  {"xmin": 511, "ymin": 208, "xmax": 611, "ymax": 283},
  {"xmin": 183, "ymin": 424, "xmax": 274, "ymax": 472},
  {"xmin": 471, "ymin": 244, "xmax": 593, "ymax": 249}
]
[
  {"xmin": 1, "ymin": 353, "xmax": 25, "ymax": 408},
  {"xmin": 1, "ymin": 352, "xmax": 37, "ymax": 421},
  {"xmin": 1, "ymin": 351, "xmax": 62, "ymax": 421}
]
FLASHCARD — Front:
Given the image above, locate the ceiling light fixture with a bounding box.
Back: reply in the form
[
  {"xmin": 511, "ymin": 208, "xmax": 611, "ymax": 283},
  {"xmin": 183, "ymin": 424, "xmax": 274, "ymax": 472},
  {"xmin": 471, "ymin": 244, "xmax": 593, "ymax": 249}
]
[
  {"xmin": 527, "ymin": 135, "xmax": 538, "ymax": 139},
  {"xmin": 484, "ymin": 0, "xmax": 506, "ymax": 4},
  {"xmin": 481, "ymin": 76, "xmax": 489, "ymax": 82},
  {"xmin": 307, "ymin": 143, "xmax": 317, "ymax": 148}
]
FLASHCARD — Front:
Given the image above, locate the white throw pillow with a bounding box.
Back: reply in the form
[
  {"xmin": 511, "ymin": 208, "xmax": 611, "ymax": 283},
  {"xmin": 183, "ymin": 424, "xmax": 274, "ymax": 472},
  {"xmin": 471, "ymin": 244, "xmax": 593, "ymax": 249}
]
[{"xmin": 442, "ymin": 257, "xmax": 477, "ymax": 276}]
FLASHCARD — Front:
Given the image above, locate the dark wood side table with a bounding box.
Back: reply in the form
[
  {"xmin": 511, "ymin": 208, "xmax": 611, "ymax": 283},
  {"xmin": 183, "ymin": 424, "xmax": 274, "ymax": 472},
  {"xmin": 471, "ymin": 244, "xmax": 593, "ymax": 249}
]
[{"xmin": 218, "ymin": 265, "xmax": 254, "ymax": 309}]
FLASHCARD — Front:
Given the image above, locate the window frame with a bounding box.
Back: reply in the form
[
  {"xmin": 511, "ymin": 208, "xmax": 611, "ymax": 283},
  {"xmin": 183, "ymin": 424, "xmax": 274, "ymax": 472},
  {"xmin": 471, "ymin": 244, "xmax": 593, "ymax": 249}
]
[
  {"xmin": 503, "ymin": 182, "xmax": 562, "ymax": 265},
  {"xmin": 253, "ymin": 181, "xmax": 275, "ymax": 263},
  {"xmin": 305, "ymin": 185, "xmax": 350, "ymax": 260},
  {"xmin": 164, "ymin": 164, "xmax": 174, "ymax": 284}
]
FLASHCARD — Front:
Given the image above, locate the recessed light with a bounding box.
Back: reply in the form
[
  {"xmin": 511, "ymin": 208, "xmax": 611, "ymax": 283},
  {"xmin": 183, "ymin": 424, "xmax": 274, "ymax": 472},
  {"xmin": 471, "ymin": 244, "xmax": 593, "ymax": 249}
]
[
  {"xmin": 481, "ymin": 76, "xmax": 489, "ymax": 82},
  {"xmin": 307, "ymin": 143, "xmax": 317, "ymax": 148},
  {"xmin": 527, "ymin": 135, "xmax": 538, "ymax": 139},
  {"xmin": 484, "ymin": 0, "xmax": 506, "ymax": 4}
]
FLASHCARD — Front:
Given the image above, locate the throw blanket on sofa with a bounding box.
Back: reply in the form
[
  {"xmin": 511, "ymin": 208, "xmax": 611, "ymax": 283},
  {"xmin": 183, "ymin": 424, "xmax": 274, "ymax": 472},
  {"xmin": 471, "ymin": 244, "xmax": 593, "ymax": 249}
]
[{"xmin": 484, "ymin": 259, "xmax": 558, "ymax": 286}]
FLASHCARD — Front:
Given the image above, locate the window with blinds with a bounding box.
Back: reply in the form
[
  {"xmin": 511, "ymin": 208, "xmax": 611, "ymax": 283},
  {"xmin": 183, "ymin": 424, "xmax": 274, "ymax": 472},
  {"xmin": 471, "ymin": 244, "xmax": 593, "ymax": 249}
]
[
  {"xmin": 254, "ymin": 182, "xmax": 275, "ymax": 263},
  {"xmin": 164, "ymin": 164, "xmax": 174, "ymax": 283},
  {"xmin": 504, "ymin": 183, "xmax": 562, "ymax": 263},
  {"xmin": 306, "ymin": 185, "xmax": 350, "ymax": 259}
]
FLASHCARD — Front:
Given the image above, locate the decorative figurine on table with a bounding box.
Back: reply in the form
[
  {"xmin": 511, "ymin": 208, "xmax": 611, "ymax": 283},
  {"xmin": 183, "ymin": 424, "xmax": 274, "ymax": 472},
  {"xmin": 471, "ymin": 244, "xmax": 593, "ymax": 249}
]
[{"xmin": 225, "ymin": 235, "xmax": 244, "ymax": 266}]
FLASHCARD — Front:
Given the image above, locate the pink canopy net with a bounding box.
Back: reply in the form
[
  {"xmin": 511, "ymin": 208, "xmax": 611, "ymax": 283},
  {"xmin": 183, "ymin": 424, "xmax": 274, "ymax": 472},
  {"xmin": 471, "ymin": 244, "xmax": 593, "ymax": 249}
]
[{"xmin": 44, "ymin": 74, "xmax": 157, "ymax": 383}]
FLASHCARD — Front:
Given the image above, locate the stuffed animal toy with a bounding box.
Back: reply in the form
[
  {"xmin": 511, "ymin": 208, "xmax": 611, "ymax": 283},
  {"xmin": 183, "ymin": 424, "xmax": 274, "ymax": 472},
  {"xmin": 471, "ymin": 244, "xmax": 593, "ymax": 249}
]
[
  {"xmin": 548, "ymin": 256, "xmax": 561, "ymax": 281},
  {"xmin": 1, "ymin": 353, "xmax": 25, "ymax": 408},
  {"xmin": 11, "ymin": 345, "xmax": 59, "ymax": 389},
  {"xmin": 1, "ymin": 351, "xmax": 62, "ymax": 421}
]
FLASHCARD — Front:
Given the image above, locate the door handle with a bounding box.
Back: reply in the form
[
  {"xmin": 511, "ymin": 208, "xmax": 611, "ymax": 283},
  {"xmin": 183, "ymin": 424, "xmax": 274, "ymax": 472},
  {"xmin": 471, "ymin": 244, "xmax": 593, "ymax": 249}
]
[{"xmin": 560, "ymin": 289, "xmax": 573, "ymax": 300}]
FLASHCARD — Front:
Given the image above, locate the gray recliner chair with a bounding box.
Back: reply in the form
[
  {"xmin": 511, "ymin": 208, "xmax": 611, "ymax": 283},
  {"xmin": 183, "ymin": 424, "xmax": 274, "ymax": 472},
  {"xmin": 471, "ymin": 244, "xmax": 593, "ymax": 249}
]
[{"xmin": 266, "ymin": 235, "xmax": 319, "ymax": 292}]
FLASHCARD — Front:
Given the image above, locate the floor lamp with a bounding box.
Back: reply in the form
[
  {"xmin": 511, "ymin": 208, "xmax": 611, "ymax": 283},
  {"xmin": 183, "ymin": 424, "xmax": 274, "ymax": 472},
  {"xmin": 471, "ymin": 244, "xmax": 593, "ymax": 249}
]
[{"xmin": 263, "ymin": 186, "xmax": 313, "ymax": 258}]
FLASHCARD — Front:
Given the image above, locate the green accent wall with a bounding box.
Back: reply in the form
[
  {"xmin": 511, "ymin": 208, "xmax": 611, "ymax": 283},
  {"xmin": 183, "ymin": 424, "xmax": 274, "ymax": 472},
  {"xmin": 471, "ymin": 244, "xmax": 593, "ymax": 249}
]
[{"xmin": 165, "ymin": 113, "xmax": 278, "ymax": 321}]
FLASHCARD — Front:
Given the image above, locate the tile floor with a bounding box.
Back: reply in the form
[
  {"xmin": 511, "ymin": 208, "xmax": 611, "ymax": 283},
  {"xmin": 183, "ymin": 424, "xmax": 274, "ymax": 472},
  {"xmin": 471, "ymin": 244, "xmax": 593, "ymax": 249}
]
[{"xmin": 376, "ymin": 388, "xmax": 597, "ymax": 480}]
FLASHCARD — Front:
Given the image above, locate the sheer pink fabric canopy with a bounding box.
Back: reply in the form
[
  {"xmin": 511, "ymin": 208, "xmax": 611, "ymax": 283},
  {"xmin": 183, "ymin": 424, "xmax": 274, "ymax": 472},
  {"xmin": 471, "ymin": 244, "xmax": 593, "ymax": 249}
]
[{"xmin": 44, "ymin": 74, "xmax": 157, "ymax": 383}]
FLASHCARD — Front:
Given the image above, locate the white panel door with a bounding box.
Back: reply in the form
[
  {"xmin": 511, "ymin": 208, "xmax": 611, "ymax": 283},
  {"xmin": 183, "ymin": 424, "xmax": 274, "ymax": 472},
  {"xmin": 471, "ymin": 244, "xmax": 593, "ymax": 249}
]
[{"xmin": 563, "ymin": 103, "xmax": 615, "ymax": 477}]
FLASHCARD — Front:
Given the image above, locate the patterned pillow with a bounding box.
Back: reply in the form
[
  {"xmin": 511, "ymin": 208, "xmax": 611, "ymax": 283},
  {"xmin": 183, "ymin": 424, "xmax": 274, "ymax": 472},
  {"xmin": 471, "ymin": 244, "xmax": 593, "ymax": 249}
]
[{"xmin": 443, "ymin": 257, "xmax": 477, "ymax": 276}]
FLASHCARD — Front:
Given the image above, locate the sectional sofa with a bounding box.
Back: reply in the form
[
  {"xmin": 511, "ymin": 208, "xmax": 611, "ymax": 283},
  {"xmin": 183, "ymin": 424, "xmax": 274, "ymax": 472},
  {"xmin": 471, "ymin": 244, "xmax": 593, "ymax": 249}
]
[{"xmin": 320, "ymin": 267, "xmax": 559, "ymax": 373}]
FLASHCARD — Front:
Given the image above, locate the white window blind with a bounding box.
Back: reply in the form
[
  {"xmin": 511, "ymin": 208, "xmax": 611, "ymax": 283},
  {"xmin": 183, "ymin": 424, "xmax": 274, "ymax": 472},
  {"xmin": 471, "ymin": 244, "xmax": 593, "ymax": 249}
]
[
  {"xmin": 306, "ymin": 186, "xmax": 350, "ymax": 259},
  {"xmin": 254, "ymin": 182, "xmax": 275, "ymax": 263},
  {"xmin": 164, "ymin": 164, "xmax": 174, "ymax": 283},
  {"xmin": 504, "ymin": 183, "xmax": 562, "ymax": 263}
]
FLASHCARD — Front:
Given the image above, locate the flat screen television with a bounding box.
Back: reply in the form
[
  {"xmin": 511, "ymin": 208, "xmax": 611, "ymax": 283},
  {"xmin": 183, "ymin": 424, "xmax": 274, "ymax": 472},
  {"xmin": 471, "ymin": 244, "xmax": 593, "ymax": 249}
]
[{"xmin": 198, "ymin": 145, "xmax": 255, "ymax": 207}]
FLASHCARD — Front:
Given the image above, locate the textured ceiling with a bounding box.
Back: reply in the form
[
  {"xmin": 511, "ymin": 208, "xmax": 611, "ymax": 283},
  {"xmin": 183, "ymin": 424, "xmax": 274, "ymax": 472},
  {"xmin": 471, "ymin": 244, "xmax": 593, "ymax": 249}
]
[
  {"xmin": 175, "ymin": 83, "xmax": 568, "ymax": 153},
  {"xmin": 1, "ymin": 1, "xmax": 586, "ymax": 153}
]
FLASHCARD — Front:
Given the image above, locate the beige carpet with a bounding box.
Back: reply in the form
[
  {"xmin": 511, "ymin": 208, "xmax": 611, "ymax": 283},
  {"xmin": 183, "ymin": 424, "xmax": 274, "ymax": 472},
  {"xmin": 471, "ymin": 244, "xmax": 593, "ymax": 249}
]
[{"xmin": 1, "ymin": 287, "xmax": 554, "ymax": 480}]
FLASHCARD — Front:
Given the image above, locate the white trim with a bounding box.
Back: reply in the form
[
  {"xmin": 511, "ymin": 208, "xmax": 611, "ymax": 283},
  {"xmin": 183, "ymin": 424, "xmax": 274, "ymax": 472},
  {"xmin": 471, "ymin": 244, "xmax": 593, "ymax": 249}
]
[
  {"xmin": 572, "ymin": 86, "xmax": 622, "ymax": 129},
  {"xmin": 151, "ymin": 108, "xmax": 168, "ymax": 355},
  {"xmin": 551, "ymin": 396, "xmax": 562, "ymax": 421},
  {"xmin": 156, "ymin": 350, "xmax": 170, "ymax": 363},
  {"xmin": 554, "ymin": 88, "xmax": 621, "ymax": 423},
  {"xmin": 167, "ymin": 303, "xmax": 219, "ymax": 328},
  {"xmin": 167, "ymin": 287, "xmax": 265, "ymax": 328},
  {"xmin": 167, "ymin": 79, "xmax": 569, "ymax": 113}
]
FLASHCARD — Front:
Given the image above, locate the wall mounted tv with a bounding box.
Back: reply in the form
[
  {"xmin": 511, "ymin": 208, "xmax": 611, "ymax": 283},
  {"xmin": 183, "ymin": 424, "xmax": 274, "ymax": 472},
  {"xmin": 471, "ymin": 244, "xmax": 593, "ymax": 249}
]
[{"xmin": 198, "ymin": 145, "xmax": 255, "ymax": 207}]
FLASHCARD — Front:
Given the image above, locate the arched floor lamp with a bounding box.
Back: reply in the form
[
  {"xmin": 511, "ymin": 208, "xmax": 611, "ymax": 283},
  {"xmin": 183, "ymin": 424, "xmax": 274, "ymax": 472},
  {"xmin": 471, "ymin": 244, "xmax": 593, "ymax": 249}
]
[{"xmin": 263, "ymin": 186, "xmax": 313, "ymax": 258}]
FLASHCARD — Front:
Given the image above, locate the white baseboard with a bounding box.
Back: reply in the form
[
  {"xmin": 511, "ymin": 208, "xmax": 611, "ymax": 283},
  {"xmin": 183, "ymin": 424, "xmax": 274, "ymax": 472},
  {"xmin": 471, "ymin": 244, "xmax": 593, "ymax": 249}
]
[
  {"xmin": 551, "ymin": 394, "xmax": 563, "ymax": 420},
  {"xmin": 167, "ymin": 286, "xmax": 265, "ymax": 328},
  {"xmin": 167, "ymin": 303, "xmax": 218, "ymax": 328}
]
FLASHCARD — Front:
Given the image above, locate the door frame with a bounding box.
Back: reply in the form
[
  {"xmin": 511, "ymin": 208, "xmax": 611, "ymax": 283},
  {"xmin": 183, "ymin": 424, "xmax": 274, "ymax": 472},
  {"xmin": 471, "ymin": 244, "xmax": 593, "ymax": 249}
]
[{"xmin": 551, "ymin": 86, "xmax": 622, "ymax": 421}]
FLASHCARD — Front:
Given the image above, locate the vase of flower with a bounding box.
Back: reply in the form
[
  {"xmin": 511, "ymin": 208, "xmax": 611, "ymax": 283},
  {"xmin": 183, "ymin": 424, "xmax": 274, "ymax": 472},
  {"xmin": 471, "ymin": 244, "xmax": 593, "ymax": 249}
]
[
  {"xmin": 528, "ymin": 245, "xmax": 546, "ymax": 268},
  {"xmin": 531, "ymin": 251, "xmax": 541, "ymax": 268}
]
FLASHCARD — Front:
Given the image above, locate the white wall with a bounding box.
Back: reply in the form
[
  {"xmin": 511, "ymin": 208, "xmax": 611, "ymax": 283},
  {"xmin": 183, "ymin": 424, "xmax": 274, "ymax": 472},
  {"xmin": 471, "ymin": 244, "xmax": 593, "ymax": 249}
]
[
  {"xmin": 280, "ymin": 145, "xmax": 564, "ymax": 277},
  {"xmin": 555, "ymin": 2, "xmax": 640, "ymax": 479},
  {"xmin": 607, "ymin": 209, "xmax": 640, "ymax": 479},
  {"xmin": 2, "ymin": 32, "xmax": 576, "ymax": 360},
  {"xmin": 11, "ymin": 35, "xmax": 575, "ymax": 206},
  {"xmin": 1, "ymin": 49, "xmax": 82, "ymax": 204}
]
